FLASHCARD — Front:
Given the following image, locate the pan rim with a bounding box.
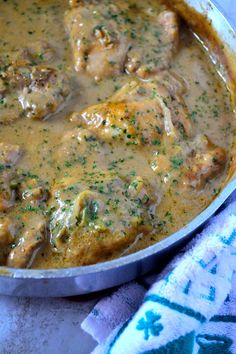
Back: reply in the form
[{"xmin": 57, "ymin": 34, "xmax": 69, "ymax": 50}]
[{"xmin": 1, "ymin": 176, "xmax": 235, "ymax": 280}]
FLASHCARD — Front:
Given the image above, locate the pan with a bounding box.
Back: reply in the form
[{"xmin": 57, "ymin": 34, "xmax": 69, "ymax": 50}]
[{"xmin": 0, "ymin": 0, "xmax": 235, "ymax": 297}]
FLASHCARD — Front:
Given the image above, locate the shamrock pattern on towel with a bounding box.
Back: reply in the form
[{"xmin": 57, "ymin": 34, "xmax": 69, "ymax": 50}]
[{"xmin": 136, "ymin": 310, "xmax": 163, "ymax": 340}]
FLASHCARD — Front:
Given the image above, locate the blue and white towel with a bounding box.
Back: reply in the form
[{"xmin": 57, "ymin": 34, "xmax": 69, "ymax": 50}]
[{"xmin": 82, "ymin": 193, "xmax": 236, "ymax": 354}]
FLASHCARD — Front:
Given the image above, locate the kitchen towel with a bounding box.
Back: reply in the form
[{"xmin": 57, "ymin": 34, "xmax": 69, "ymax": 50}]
[{"xmin": 82, "ymin": 193, "xmax": 236, "ymax": 354}]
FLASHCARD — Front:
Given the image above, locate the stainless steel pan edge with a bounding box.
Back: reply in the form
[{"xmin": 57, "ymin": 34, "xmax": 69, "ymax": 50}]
[
  {"xmin": 1, "ymin": 176, "xmax": 236, "ymax": 297},
  {"xmin": 0, "ymin": 0, "xmax": 235, "ymax": 297}
]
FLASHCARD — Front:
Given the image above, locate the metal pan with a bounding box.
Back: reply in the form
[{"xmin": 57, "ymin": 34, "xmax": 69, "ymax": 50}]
[{"xmin": 0, "ymin": 0, "xmax": 235, "ymax": 297}]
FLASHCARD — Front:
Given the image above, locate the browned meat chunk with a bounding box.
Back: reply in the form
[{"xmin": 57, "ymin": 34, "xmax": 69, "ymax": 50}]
[
  {"xmin": 65, "ymin": 2, "xmax": 130, "ymax": 81},
  {"xmin": 125, "ymin": 11, "xmax": 179, "ymax": 78},
  {"xmin": 0, "ymin": 42, "xmax": 71, "ymax": 123},
  {"xmin": 0, "ymin": 143, "xmax": 21, "ymax": 211},
  {"xmin": 0, "ymin": 218, "xmax": 16, "ymax": 264},
  {"xmin": 150, "ymin": 135, "xmax": 227, "ymax": 189},
  {"xmin": 0, "ymin": 171, "xmax": 16, "ymax": 211},
  {"xmin": 184, "ymin": 136, "xmax": 227, "ymax": 188},
  {"xmin": 0, "ymin": 218, "xmax": 15, "ymax": 246},
  {"xmin": 49, "ymin": 172, "xmax": 160, "ymax": 265},
  {"xmin": 65, "ymin": 1, "xmax": 179, "ymax": 81},
  {"xmin": 18, "ymin": 66, "xmax": 70, "ymax": 120},
  {"xmin": 73, "ymin": 75, "xmax": 191, "ymax": 145},
  {"xmin": 7, "ymin": 216, "xmax": 46, "ymax": 268}
]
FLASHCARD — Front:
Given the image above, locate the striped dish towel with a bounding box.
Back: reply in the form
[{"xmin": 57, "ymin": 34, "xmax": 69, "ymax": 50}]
[{"xmin": 82, "ymin": 192, "xmax": 236, "ymax": 354}]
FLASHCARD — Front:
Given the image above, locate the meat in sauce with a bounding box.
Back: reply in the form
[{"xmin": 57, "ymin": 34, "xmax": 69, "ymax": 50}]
[{"xmin": 0, "ymin": 0, "xmax": 234, "ymax": 269}]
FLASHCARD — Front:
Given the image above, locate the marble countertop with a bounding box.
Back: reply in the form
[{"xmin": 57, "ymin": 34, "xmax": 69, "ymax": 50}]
[
  {"xmin": 0, "ymin": 1, "xmax": 235, "ymax": 353},
  {"xmin": 0, "ymin": 296, "xmax": 97, "ymax": 353}
]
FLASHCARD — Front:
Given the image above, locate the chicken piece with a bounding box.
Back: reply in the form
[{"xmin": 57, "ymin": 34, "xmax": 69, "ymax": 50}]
[
  {"xmin": 65, "ymin": 2, "xmax": 130, "ymax": 81},
  {"xmin": 77, "ymin": 81, "xmax": 168, "ymax": 145},
  {"xmin": 65, "ymin": 1, "xmax": 179, "ymax": 81},
  {"xmin": 74, "ymin": 77, "xmax": 191, "ymax": 146},
  {"xmin": 0, "ymin": 143, "xmax": 21, "ymax": 211},
  {"xmin": 7, "ymin": 216, "xmax": 46, "ymax": 268},
  {"xmin": 147, "ymin": 73, "xmax": 191, "ymax": 136},
  {"xmin": 0, "ymin": 171, "xmax": 17, "ymax": 211},
  {"xmin": 0, "ymin": 218, "xmax": 15, "ymax": 246},
  {"xmin": 49, "ymin": 172, "xmax": 159, "ymax": 265},
  {"xmin": 0, "ymin": 42, "xmax": 71, "ymax": 123},
  {"xmin": 125, "ymin": 10, "xmax": 179, "ymax": 78},
  {"xmin": 0, "ymin": 218, "xmax": 16, "ymax": 264},
  {"xmin": 18, "ymin": 66, "xmax": 70, "ymax": 120},
  {"xmin": 184, "ymin": 135, "xmax": 227, "ymax": 189},
  {"xmin": 150, "ymin": 135, "xmax": 227, "ymax": 189},
  {"xmin": 151, "ymin": 70, "xmax": 192, "ymax": 135}
]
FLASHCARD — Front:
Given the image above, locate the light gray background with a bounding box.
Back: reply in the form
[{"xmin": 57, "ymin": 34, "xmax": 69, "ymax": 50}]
[{"xmin": 0, "ymin": 1, "xmax": 235, "ymax": 354}]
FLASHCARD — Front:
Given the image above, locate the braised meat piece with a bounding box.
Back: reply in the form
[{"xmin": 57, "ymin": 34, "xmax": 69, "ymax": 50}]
[
  {"xmin": 184, "ymin": 135, "xmax": 227, "ymax": 189},
  {"xmin": 65, "ymin": 2, "xmax": 130, "ymax": 81},
  {"xmin": 0, "ymin": 41, "xmax": 71, "ymax": 123},
  {"xmin": 49, "ymin": 172, "xmax": 159, "ymax": 265},
  {"xmin": 7, "ymin": 215, "xmax": 46, "ymax": 268},
  {"xmin": 65, "ymin": 0, "xmax": 179, "ymax": 80},
  {"xmin": 0, "ymin": 217, "xmax": 17, "ymax": 264},
  {"xmin": 125, "ymin": 10, "xmax": 179, "ymax": 78},
  {"xmin": 72, "ymin": 74, "xmax": 191, "ymax": 145},
  {"xmin": 0, "ymin": 143, "xmax": 21, "ymax": 211},
  {"xmin": 150, "ymin": 135, "xmax": 227, "ymax": 189}
]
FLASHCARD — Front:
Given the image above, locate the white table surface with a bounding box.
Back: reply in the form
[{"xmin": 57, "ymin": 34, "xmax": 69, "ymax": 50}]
[{"xmin": 0, "ymin": 1, "xmax": 235, "ymax": 354}]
